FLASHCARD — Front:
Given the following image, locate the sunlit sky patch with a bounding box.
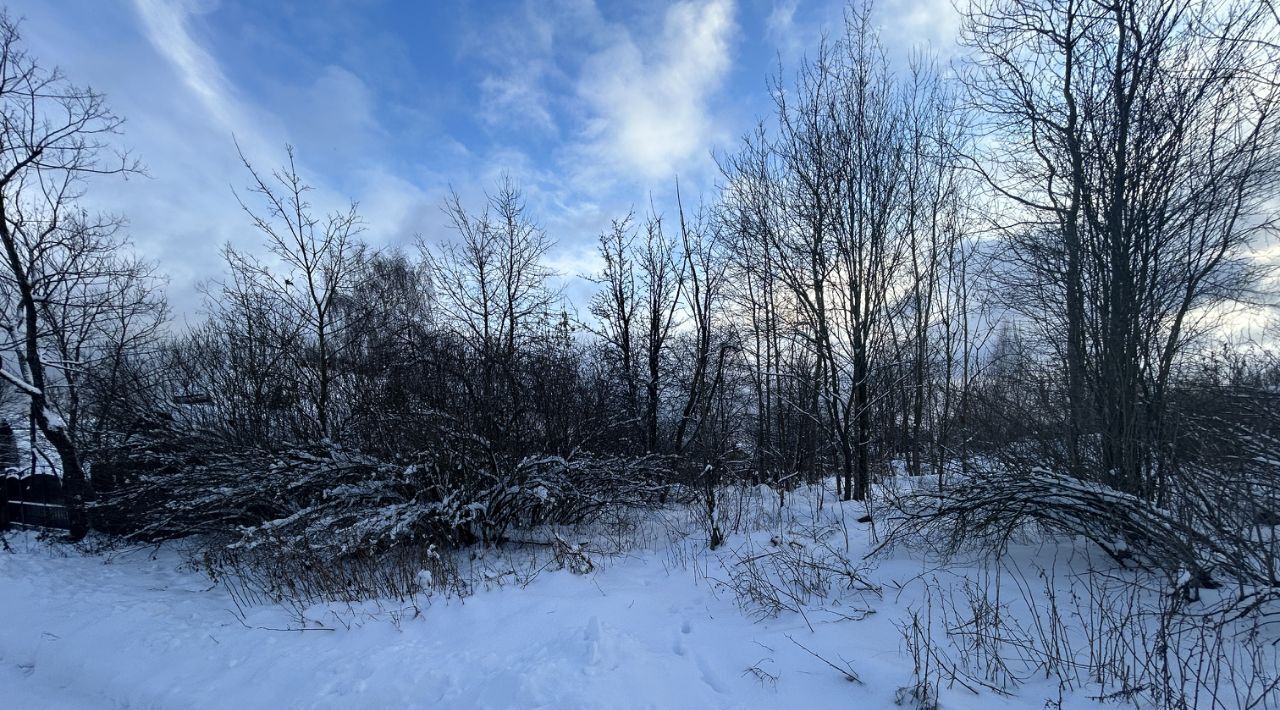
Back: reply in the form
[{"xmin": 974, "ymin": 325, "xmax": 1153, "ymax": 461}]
[{"xmin": 10, "ymin": 0, "xmax": 960, "ymax": 319}]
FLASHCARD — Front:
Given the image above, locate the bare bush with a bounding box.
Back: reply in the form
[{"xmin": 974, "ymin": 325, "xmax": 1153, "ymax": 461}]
[
  {"xmin": 719, "ymin": 521, "xmax": 879, "ymax": 626},
  {"xmin": 896, "ymin": 554, "xmax": 1280, "ymax": 709},
  {"xmin": 881, "ymin": 460, "xmax": 1280, "ymax": 600},
  {"xmin": 94, "ymin": 415, "xmax": 681, "ymax": 603}
]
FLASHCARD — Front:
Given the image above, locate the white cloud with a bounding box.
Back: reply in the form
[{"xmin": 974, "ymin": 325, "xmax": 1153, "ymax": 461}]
[
  {"xmin": 19, "ymin": 0, "xmax": 401, "ymax": 319},
  {"xmin": 472, "ymin": 3, "xmax": 560, "ymax": 135},
  {"xmin": 879, "ymin": 0, "xmax": 963, "ymax": 55},
  {"xmin": 479, "ymin": 67, "xmax": 558, "ymax": 135},
  {"xmin": 14, "ymin": 0, "xmax": 751, "ymax": 320},
  {"xmin": 574, "ymin": 0, "xmax": 737, "ymax": 182},
  {"xmin": 761, "ymin": 0, "xmax": 964, "ymax": 70},
  {"xmin": 765, "ymin": 0, "xmax": 801, "ymax": 56},
  {"xmin": 133, "ymin": 0, "xmax": 241, "ymax": 137},
  {"xmin": 0, "ymin": 0, "xmax": 272, "ymax": 318},
  {"xmin": 350, "ymin": 169, "xmax": 439, "ymax": 249}
]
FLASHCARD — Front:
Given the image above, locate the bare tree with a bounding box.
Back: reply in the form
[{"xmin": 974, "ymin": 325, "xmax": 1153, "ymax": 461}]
[
  {"xmin": 0, "ymin": 14, "xmax": 141, "ymax": 539},
  {"xmin": 332, "ymin": 250, "xmax": 438, "ymax": 453},
  {"xmin": 967, "ymin": 0, "xmax": 1280, "ymax": 496},
  {"xmin": 720, "ymin": 122, "xmax": 797, "ymax": 486},
  {"xmin": 725, "ymin": 8, "xmax": 921, "ymax": 502},
  {"xmin": 230, "ymin": 145, "xmax": 365, "ymax": 440},
  {"xmin": 422, "ymin": 176, "xmax": 559, "ymax": 449},
  {"xmin": 673, "ymin": 189, "xmax": 731, "ymax": 456},
  {"xmin": 35, "ymin": 218, "xmax": 168, "ymax": 453},
  {"xmin": 637, "ymin": 210, "xmax": 684, "ymax": 453},
  {"xmin": 587, "ymin": 213, "xmax": 641, "ymax": 446},
  {"xmin": 197, "ymin": 249, "xmax": 309, "ymax": 444},
  {"xmin": 757, "ymin": 34, "xmax": 853, "ymax": 499}
]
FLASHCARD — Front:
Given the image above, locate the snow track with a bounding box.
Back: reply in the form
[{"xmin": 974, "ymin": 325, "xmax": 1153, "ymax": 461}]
[
  {"xmin": 0, "ymin": 537, "xmax": 841, "ymax": 707},
  {"xmin": 0, "ymin": 520, "xmax": 1102, "ymax": 709}
]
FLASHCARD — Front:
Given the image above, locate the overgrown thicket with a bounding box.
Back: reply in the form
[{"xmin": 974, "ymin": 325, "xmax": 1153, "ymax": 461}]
[
  {"xmin": 85, "ymin": 169, "xmax": 691, "ymax": 580},
  {"xmin": 0, "ymin": 0, "xmax": 1277, "ymax": 663},
  {"xmin": 882, "ymin": 0, "xmax": 1280, "ymax": 599}
]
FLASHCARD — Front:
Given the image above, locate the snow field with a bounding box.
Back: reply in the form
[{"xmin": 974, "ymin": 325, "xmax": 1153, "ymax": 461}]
[{"xmin": 0, "ymin": 486, "xmax": 1249, "ymax": 709}]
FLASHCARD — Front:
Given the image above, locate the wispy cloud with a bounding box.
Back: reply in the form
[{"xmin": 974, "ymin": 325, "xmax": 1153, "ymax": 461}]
[
  {"xmin": 132, "ymin": 0, "xmax": 242, "ymax": 135},
  {"xmin": 472, "ymin": 3, "xmax": 560, "ymax": 136},
  {"xmin": 122, "ymin": 0, "xmax": 428, "ymax": 315},
  {"xmin": 12, "ymin": 0, "xmax": 965, "ymax": 321},
  {"xmin": 765, "ymin": 0, "xmax": 802, "ymax": 58},
  {"xmin": 879, "ymin": 0, "xmax": 963, "ymax": 55},
  {"xmin": 574, "ymin": 0, "xmax": 737, "ymax": 183}
]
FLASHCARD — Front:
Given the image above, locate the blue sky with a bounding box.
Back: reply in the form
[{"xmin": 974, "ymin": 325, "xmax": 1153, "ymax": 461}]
[{"xmin": 10, "ymin": 0, "xmax": 959, "ymax": 318}]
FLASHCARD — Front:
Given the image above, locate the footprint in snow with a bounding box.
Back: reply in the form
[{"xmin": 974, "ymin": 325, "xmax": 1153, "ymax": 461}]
[
  {"xmin": 584, "ymin": 615, "xmax": 601, "ymax": 642},
  {"xmin": 583, "ymin": 615, "xmax": 602, "ymax": 667},
  {"xmin": 696, "ymin": 655, "xmax": 727, "ymax": 694}
]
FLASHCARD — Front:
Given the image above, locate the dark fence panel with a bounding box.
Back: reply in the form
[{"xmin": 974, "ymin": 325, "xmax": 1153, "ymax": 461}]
[
  {"xmin": 2, "ymin": 473, "xmax": 68, "ymax": 530},
  {"xmin": 3, "ymin": 500, "xmax": 70, "ymax": 529}
]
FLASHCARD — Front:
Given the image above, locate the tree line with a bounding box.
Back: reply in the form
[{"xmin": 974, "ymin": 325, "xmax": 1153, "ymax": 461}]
[{"xmin": 0, "ymin": 0, "xmax": 1275, "ymax": 574}]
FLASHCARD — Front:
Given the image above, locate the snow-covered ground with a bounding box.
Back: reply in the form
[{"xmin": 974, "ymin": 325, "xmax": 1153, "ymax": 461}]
[{"xmin": 0, "ymin": 488, "xmax": 1254, "ymax": 709}]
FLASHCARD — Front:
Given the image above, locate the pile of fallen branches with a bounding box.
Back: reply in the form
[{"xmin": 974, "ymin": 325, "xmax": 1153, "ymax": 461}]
[{"xmin": 881, "ymin": 466, "xmax": 1277, "ymax": 598}]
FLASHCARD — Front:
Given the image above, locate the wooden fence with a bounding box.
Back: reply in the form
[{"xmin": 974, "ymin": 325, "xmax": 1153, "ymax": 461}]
[
  {"xmin": 2, "ymin": 473, "xmax": 69, "ymax": 531},
  {"xmin": 2, "ymin": 499, "xmax": 70, "ymax": 530}
]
